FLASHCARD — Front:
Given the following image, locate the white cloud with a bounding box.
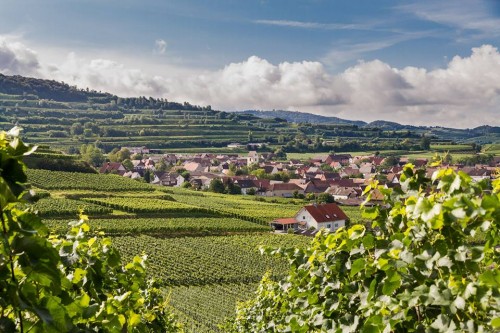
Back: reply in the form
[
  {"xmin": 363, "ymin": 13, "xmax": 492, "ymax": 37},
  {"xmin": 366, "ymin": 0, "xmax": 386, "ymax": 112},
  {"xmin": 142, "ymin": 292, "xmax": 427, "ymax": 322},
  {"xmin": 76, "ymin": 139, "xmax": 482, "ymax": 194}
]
[
  {"xmin": 0, "ymin": 36, "xmax": 40, "ymax": 76},
  {"xmin": 399, "ymin": 0, "xmax": 500, "ymax": 40},
  {"xmin": 253, "ymin": 19, "xmax": 371, "ymax": 31},
  {"xmin": 0, "ymin": 35, "xmax": 499, "ymax": 128},
  {"xmin": 154, "ymin": 39, "xmax": 167, "ymax": 55}
]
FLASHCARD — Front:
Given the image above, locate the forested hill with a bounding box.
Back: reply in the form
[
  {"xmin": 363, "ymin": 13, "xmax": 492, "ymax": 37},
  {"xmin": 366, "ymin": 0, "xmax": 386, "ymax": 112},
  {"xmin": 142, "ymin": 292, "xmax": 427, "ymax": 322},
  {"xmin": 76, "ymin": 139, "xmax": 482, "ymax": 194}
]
[
  {"xmin": 0, "ymin": 73, "xmax": 114, "ymax": 102},
  {"xmin": 0, "ymin": 73, "xmax": 208, "ymax": 111},
  {"xmin": 237, "ymin": 110, "xmax": 367, "ymax": 127}
]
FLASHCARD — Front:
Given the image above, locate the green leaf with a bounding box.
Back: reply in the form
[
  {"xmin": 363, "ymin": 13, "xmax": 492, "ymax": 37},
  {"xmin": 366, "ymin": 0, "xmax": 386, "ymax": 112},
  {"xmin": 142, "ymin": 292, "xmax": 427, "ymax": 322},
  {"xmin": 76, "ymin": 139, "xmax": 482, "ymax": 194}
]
[
  {"xmin": 382, "ymin": 270, "xmax": 401, "ymax": 295},
  {"xmin": 350, "ymin": 258, "xmax": 365, "ymax": 277}
]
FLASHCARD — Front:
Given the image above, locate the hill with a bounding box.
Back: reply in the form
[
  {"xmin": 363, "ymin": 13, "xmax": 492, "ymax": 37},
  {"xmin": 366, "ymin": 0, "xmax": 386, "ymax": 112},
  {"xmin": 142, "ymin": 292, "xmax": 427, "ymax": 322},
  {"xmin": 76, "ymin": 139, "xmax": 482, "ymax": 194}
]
[
  {"xmin": 0, "ymin": 73, "xmax": 498, "ymax": 156},
  {"xmin": 237, "ymin": 110, "xmax": 367, "ymax": 126}
]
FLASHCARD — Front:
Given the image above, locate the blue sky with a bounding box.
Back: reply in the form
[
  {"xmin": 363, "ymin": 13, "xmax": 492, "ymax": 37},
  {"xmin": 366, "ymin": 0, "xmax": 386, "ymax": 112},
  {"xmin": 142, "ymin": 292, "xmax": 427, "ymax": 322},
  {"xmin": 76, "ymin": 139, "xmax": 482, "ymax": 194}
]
[{"xmin": 0, "ymin": 0, "xmax": 500, "ymax": 127}]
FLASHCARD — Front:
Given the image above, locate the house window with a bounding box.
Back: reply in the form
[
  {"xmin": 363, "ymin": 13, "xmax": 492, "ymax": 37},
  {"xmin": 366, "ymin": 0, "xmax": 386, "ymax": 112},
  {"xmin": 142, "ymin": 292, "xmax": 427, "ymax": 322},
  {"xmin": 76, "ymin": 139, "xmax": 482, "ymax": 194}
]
[
  {"xmin": 327, "ymin": 224, "xmax": 331, "ymax": 229},
  {"xmin": 302, "ymin": 216, "xmax": 305, "ymax": 220},
  {"xmin": 334, "ymin": 223, "xmax": 338, "ymax": 228}
]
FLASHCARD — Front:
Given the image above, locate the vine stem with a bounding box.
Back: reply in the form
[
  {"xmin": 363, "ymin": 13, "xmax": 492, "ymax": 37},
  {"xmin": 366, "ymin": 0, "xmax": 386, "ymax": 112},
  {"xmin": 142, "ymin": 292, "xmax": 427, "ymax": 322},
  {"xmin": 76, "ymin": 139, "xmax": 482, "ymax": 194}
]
[{"xmin": 0, "ymin": 203, "xmax": 24, "ymax": 333}]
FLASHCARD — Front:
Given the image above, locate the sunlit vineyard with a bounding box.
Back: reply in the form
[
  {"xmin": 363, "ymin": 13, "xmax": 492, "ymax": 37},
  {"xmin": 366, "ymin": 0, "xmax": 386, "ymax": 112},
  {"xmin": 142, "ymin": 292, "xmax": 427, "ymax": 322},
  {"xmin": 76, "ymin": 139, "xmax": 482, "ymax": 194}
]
[
  {"xmin": 32, "ymin": 197, "xmax": 113, "ymax": 217},
  {"xmin": 81, "ymin": 197, "xmax": 217, "ymax": 216},
  {"xmin": 169, "ymin": 189, "xmax": 300, "ymax": 223},
  {"xmin": 44, "ymin": 217, "xmax": 270, "ymax": 235},
  {"xmin": 27, "ymin": 169, "xmax": 156, "ymax": 191},
  {"xmin": 113, "ymin": 234, "xmax": 311, "ymax": 286},
  {"xmin": 25, "ymin": 168, "xmax": 366, "ymax": 331},
  {"xmin": 169, "ymin": 283, "xmax": 258, "ymax": 333}
]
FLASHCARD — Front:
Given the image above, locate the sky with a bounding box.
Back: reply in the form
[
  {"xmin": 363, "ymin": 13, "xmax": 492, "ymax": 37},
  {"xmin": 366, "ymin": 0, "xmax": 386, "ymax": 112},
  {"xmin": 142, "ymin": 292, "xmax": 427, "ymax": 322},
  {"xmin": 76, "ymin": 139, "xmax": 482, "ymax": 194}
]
[{"xmin": 0, "ymin": 0, "xmax": 500, "ymax": 128}]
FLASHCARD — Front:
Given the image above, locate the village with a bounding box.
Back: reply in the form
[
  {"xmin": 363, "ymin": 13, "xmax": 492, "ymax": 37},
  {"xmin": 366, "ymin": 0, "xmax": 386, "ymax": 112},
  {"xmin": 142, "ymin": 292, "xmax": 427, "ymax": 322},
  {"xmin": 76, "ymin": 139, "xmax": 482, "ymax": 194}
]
[{"xmin": 98, "ymin": 146, "xmax": 498, "ymax": 235}]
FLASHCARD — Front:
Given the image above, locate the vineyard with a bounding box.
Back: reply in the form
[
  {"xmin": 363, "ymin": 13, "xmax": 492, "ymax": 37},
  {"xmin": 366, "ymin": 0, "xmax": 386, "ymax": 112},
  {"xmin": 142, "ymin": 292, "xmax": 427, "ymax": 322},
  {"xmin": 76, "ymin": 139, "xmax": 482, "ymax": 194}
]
[
  {"xmin": 112, "ymin": 234, "xmax": 311, "ymax": 286},
  {"xmin": 23, "ymin": 169, "xmax": 384, "ymax": 331},
  {"xmin": 44, "ymin": 217, "xmax": 270, "ymax": 236},
  {"xmin": 27, "ymin": 169, "xmax": 156, "ymax": 191},
  {"xmin": 32, "ymin": 197, "xmax": 113, "ymax": 217},
  {"xmin": 169, "ymin": 283, "xmax": 258, "ymax": 333},
  {"xmin": 169, "ymin": 188, "xmax": 300, "ymax": 223}
]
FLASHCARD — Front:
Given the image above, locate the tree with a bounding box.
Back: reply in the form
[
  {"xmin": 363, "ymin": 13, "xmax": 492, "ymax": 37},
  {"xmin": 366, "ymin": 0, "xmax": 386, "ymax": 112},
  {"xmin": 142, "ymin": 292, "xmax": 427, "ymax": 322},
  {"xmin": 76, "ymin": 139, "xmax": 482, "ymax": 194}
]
[
  {"xmin": 70, "ymin": 122, "xmax": 83, "ymax": 136},
  {"xmin": 421, "ymin": 135, "xmax": 431, "ymax": 150},
  {"xmin": 225, "ymin": 182, "xmax": 242, "ymax": 195},
  {"xmin": 316, "ymin": 192, "xmax": 334, "ymax": 203},
  {"xmin": 144, "ymin": 169, "xmax": 151, "ymax": 183},
  {"xmin": 122, "ymin": 158, "xmax": 134, "ymax": 171},
  {"xmin": 0, "ymin": 127, "xmax": 182, "ymax": 332},
  {"xmin": 229, "ymin": 164, "xmax": 500, "ymax": 332},
  {"xmin": 80, "ymin": 144, "xmax": 104, "ymax": 167},
  {"xmin": 156, "ymin": 159, "xmax": 169, "ymax": 172},
  {"xmin": 209, "ymin": 178, "xmax": 225, "ymax": 193}
]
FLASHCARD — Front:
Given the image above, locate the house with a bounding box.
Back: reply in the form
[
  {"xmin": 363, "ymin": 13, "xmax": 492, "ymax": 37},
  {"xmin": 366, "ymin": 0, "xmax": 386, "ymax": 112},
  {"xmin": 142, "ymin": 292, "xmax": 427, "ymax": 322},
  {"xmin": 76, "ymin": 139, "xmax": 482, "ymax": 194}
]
[
  {"xmin": 247, "ymin": 151, "xmax": 261, "ymax": 165},
  {"xmin": 132, "ymin": 160, "xmax": 146, "ymax": 174},
  {"xmin": 99, "ymin": 162, "xmax": 126, "ymax": 175},
  {"xmin": 122, "ymin": 146, "xmax": 150, "ymax": 155},
  {"xmin": 302, "ymin": 179, "xmax": 331, "ymax": 194},
  {"xmin": 325, "ymin": 154, "xmax": 352, "ymax": 166},
  {"xmin": 271, "ymin": 203, "xmax": 348, "ymax": 232},
  {"xmin": 184, "ymin": 162, "xmax": 205, "ymax": 173},
  {"xmin": 123, "ymin": 171, "xmax": 142, "ymax": 180},
  {"xmin": 152, "ymin": 172, "xmax": 180, "ymax": 186},
  {"xmin": 295, "ymin": 203, "xmax": 348, "ymax": 232},
  {"xmin": 265, "ymin": 183, "xmax": 304, "ymax": 197},
  {"xmin": 325, "ymin": 186, "xmax": 359, "ymax": 201}
]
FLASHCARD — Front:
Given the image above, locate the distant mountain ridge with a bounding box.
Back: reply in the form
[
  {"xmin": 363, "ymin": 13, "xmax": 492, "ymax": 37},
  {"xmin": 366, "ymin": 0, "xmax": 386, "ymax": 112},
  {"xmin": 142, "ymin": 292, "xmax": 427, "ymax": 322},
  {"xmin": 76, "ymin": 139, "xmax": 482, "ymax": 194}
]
[{"xmin": 237, "ymin": 110, "xmax": 367, "ymax": 126}]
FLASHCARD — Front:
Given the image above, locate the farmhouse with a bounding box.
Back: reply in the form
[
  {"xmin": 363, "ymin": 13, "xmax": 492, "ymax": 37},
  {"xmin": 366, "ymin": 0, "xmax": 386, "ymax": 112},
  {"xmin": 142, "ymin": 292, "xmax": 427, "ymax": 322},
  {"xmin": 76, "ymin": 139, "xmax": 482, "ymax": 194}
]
[{"xmin": 271, "ymin": 203, "xmax": 348, "ymax": 232}]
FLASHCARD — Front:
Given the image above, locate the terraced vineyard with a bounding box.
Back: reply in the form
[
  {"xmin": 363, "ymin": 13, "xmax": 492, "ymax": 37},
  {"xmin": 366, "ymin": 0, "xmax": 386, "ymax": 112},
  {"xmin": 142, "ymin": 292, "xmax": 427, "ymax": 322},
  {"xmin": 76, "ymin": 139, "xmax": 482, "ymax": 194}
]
[
  {"xmin": 112, "ymin": 234, "xmax": 311, "ymax": 286},
  {"xmin": 27, "ymin": 169, "xmax": 156, "ymax": 191},
  {"xmin": 32, "ymin": 197, "xmax": 113, "ymax": 217},
  {"xmin": 45, "ymin": 217, "xmax": 270, "ymax": 235},
  {"xmin": 23, "ymin": 169, "xmax": 317, "ymax": 331},
  {"xmin": 169, "ymin": 283, "xmax": 258, "ymax": 333},
  {"xmin": 169, "ymin": 188, "xmax": 300, "ymax": 223}
]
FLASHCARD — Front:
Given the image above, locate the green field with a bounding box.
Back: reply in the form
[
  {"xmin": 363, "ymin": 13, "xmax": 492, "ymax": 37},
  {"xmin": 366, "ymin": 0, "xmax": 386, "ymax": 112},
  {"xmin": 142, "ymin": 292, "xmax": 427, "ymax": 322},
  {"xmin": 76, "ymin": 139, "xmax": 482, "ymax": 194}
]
[{"xmin": 26, "ymin": 170, "xmax": 320, "ymax": 331}]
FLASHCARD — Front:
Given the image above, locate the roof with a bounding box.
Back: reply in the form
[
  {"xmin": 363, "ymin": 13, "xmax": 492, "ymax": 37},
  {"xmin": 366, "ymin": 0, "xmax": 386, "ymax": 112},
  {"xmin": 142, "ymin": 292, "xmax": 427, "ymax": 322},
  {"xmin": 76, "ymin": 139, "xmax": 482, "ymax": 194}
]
[
  {"xmin": 272, "ymin": 218, "xmax": 298, "ymax": 225},
  {"xmin": 269, "ymin": 183, "xmax": 302, "ymax": 191},
  {"xmin": 301, "ymin": 203, "xmax": 348, "ymax": 223}
]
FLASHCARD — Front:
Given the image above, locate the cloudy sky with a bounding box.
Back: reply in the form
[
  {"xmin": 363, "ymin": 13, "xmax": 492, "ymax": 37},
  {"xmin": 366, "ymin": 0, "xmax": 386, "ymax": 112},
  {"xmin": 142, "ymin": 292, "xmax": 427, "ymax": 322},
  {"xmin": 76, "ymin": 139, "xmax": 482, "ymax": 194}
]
[{"xmin": 1, "ymin": 0, "xmax": 500, "ymax": 128}]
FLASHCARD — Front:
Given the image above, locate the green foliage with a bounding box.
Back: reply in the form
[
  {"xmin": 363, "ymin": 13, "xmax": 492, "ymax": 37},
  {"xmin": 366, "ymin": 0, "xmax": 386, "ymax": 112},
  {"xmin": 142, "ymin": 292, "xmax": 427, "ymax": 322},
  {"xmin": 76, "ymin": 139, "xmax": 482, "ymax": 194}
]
[
  {"xmin": 229, "ymin": 165, "xmax": 499, "ymax": 332},
  {"xmin": 27, "ymin": 169, "xmax": 157, "ymax": 192},
  {"xmin": 0, "ymin": 127, "xmax": 182, "ymax": 332},
  {"xmin": 209, "ymin": 179, "xmax": 225, "ymax": 193},
  {"xmin": 113, "ymin": 234, "xmax": 311, "ymax": 286},
  {"xmin": 80, "ymin": 143, "xmax": 104, "ymax": 167},
  {"xmin": 170, "ymin": 283, "xmax": 258, "ymax": 333},
  {"xmin": 45, "ymin": 217, "xmax": 270, "ymax": 236}
]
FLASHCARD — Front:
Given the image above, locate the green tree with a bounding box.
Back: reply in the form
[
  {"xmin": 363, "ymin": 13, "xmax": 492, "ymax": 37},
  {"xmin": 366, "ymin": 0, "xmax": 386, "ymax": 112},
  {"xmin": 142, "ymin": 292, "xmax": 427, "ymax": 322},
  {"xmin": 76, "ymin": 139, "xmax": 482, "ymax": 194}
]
[
  {"xmin": 209, "ymin": 178, "xmax": 225, "ymax": 193},
  {"xmin": 122, "ymin": 158, "xmax": 134, "ymax": 171},
  {"xmin": 0, "ymin": 127, "xmax": 182, "ymax": 332},
  {"xmin": 80, "ymin": 144, "xmax": 104, "ymax": 167},
  {"xmin": 316, "ymin": 192, "xmax": 334, "ymax": 203},
  {"xmin": 229, "ymin": 164, "xmax": 499, "ymax": 332},
  {"xmin": 421, "ymin": 135, "xmax": 431, "ymax": 150},
  {"xmin": 225, "ymin": 182, "xmax": 242, "ymax": 195},
  {"xmin": 144, "ymin": 169, "xmax": 151, "ymax": 183},
  {"xmin": 70, "ymin": 122, "xmax": 83, "ymax": 136}
]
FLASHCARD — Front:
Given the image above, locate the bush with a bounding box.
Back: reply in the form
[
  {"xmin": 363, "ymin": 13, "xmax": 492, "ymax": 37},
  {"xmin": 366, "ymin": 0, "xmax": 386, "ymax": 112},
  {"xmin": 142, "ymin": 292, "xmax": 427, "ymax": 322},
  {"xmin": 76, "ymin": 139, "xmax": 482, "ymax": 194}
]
[
  {"xmin": 228, "ymin": 165, "xmax": 500, "ymax": 332},
  {"xmin": 0, "ymin": 127, "xmax": 182, "ymax": 332}
]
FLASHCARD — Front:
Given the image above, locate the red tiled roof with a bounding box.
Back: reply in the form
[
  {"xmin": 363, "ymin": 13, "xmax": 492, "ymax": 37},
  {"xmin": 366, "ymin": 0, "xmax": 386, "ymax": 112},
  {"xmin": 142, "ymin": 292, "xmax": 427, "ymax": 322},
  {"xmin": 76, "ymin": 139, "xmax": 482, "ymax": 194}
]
[
  {"xmin": 272, "ymin": 218, "xmax": 298, "ymax": 225},
  {"xmin": 269, "ymin": 183, "xmax": 303, "ymax": 191},
  {"xmin": 302, "ymin": 203, "xmax": 348, "ymax": 223}
]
